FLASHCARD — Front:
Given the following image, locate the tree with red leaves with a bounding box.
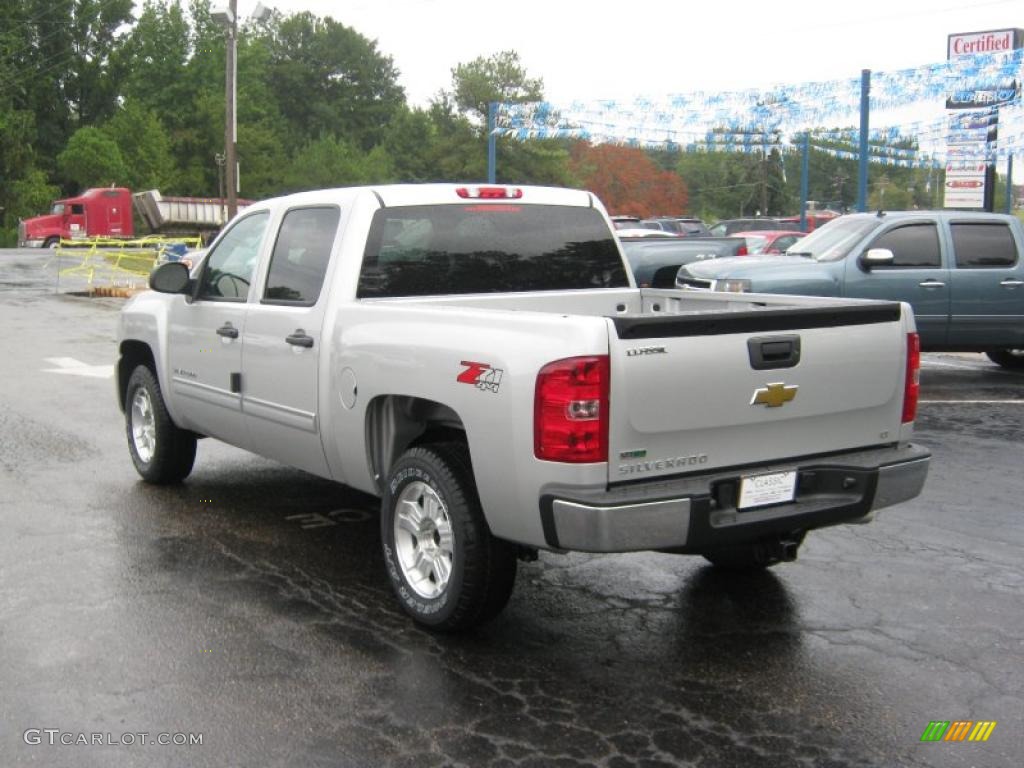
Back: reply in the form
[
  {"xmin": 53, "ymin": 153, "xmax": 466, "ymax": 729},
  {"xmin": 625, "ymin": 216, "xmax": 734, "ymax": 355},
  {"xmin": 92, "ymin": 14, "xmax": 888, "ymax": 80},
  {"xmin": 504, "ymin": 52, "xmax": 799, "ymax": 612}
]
[{"xmin": 570, "ymin": 141, "xmax": 689, "ymax": 217}]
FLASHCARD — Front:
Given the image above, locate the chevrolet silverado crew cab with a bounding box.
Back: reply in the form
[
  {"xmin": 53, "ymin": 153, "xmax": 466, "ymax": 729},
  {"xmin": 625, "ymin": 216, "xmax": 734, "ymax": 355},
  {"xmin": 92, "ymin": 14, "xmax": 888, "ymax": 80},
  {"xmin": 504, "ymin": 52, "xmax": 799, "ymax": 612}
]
[
  {"xmin": 676, "ymin": 211, "xmax": 1024, "ymax": 369},
  {"xmin": 116, "ymin": 184, "xmax": 930, "ymax": 631}
]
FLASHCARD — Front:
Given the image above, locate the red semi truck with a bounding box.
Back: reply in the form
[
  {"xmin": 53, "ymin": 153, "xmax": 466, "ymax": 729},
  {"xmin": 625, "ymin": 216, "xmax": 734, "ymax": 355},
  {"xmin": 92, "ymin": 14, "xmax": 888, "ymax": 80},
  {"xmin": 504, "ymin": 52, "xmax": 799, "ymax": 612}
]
[{"xmin": 18, "ymin": 188, "xmax": 249, "ymax": 247}]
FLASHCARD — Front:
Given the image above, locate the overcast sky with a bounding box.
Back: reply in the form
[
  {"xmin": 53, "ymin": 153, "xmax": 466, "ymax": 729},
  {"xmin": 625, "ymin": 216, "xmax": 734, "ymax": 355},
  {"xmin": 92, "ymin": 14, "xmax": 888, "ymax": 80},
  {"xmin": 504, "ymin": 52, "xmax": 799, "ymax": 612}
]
[{"xmin": 237, "ymin": 0, "xmax": 1021, "ymax": 107}]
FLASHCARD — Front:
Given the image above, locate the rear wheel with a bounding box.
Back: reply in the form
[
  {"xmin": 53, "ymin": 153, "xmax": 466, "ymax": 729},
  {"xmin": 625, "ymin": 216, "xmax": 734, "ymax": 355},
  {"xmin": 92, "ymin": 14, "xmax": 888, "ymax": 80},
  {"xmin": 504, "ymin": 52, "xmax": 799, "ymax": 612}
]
[
  {"xmin": 986, "ymin": 349, "xmax": 1024, "ymax": 370},
  {"xmin": 125, "ymin": 365, "xmax": 196, "ymax": 484},
  {"xmin": 381, "ymin": 442, "xmax": 517, "ymax": 632}
]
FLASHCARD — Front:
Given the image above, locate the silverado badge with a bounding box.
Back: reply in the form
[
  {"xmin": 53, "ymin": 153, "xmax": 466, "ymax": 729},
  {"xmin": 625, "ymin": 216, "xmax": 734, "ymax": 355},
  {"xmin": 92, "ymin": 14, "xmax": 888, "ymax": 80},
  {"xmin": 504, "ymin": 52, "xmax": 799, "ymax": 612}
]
[{"xmin": 751, "ymin": 382, "xmax": 798, "ymax": 408}]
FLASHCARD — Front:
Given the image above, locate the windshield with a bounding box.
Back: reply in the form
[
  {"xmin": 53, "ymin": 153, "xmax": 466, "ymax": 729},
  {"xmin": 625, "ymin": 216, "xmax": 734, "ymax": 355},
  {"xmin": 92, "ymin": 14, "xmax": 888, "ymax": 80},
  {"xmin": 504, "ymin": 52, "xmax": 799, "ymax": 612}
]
[
  {"xmin": 744, "ymin": 235, "xmax": 768, "ymax": 254},
  {"xmin": 50, "ymin": 203, "xmax": 66, "ymax": 215},
  {"xmin": 357, "ymin": 204, "xmax": 628, "ymax": 298},
  {"xmin": 786, "ymin": 216, "xmax": 878, "ymax": 262}
]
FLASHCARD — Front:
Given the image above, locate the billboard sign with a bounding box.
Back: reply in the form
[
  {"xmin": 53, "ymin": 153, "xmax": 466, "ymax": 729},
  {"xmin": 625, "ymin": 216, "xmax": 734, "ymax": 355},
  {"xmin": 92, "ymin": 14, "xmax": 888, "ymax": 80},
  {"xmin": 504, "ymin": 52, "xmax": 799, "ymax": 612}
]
[
  {"xmin": 946, "ymin": 29, "xmax": 1023, "ymax": 109},
  {"xmin": 944, "ymin": 164, "xmax": 987, "ymax": 208}
]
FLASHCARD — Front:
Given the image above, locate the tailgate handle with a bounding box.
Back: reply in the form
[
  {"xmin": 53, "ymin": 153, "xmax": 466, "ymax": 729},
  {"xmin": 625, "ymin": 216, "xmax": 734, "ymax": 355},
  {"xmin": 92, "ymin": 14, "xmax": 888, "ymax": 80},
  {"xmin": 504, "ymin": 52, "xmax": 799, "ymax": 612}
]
[{"xmin": 748, "ymin": 335, "xmax": 801, "ymax": 370}]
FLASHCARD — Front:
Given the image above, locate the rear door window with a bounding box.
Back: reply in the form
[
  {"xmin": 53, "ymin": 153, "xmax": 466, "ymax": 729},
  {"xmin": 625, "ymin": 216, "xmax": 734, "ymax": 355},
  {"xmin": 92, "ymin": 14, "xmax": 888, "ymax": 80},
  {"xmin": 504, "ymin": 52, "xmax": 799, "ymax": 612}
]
[
  {"xmin": 263, "ymin": 206, "xmax": 340, "ymax": 305},
  {"xmin": 950, "ymin": 222, "xmax": 1018, "ymax": 268},
  {"xmin": 357, "ymin": 204, "xmax": 627, "ymax": 298}
]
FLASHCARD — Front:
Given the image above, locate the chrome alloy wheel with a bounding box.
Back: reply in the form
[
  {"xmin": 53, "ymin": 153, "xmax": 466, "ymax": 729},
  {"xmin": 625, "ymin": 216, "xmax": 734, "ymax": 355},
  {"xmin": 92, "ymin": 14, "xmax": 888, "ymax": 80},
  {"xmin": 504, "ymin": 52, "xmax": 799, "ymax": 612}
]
[
  {"xmin": 130, "ymin": 387, "xmax": 157, "ymax": 463},
  {"xmin": 393, "ymin": 481, "xmax": 455, "ymax": 599}
]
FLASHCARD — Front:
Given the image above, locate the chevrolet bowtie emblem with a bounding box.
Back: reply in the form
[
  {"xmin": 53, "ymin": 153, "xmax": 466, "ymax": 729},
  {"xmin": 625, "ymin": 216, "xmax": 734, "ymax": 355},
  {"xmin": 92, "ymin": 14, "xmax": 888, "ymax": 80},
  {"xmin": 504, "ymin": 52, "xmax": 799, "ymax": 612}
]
[{"xmin": 751, "ymin": 382, "xmax": 798, "ymax": 408}]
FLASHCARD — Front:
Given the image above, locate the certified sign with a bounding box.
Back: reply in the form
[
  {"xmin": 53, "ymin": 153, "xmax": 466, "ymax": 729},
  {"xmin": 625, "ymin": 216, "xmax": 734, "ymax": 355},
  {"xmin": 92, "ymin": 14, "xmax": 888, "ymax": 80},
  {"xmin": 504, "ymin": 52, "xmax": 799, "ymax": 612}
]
[{"xmin": 946, "ymin": 29, "xmax": 1023, "ymax": 109}]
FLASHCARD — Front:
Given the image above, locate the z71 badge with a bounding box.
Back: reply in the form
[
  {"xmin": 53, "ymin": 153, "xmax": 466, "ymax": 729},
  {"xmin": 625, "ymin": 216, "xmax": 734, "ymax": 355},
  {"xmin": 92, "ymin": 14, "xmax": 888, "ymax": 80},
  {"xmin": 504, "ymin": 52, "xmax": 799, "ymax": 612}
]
[{"xmin": 457, "ymin": 361, "xmax": 503, "ymax": 393}]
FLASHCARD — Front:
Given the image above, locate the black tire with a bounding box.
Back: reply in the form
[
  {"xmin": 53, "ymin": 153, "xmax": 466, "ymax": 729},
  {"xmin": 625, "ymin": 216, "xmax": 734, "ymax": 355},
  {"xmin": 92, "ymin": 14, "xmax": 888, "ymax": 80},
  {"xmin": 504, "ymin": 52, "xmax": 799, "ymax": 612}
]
[
  {"xmin": 381, "ymin": 442, "xmax": 517, "ymax": 632},
  {"xmin": 702, "ymin": 534, "xmax": 805, "ymax": 571},
  {"xmin": 986, "ymin": 349, "xmax": 1024, "ymax": 370},
  {"xmin": 43, "ymin": 237, "xmax": 59, "ymax": 249},
  {"xmin": 124, "ymin": 364, "xmax": 196, "ymax": 484}
]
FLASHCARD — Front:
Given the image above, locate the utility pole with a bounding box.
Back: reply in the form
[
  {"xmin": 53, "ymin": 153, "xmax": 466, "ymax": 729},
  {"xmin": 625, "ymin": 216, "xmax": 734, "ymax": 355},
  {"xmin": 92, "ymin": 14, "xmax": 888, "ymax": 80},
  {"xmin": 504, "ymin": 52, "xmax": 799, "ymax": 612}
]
[
  {"xmin": 760, "ymin": 139, "xmax": 769, "ymax": 216},
  {"xmin": 857, "ymin": 69, "xmax": 870, "ymax": 212},
  {"xmin": 225, "ymin": 0, "xmax": 238, "ymax": 219},
  {"xmin": 215, "ymin": 152, "xmax": 226, "ymax": 223}
]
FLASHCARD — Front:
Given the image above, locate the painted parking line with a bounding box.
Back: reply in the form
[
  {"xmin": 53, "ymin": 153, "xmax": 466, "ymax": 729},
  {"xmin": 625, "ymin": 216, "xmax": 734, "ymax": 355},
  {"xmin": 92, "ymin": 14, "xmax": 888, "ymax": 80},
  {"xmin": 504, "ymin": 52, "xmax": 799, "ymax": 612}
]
[
  {"xmin": 42, "ymin": 356, "xmax": 114, "ymax": 378},
  {"xmin": 920, "ymin": 359, "xmax": 992, "ymax": 370},
  {"xmin": 919, "ymin": 399, "xmax": 1024, "ymax": 405}
]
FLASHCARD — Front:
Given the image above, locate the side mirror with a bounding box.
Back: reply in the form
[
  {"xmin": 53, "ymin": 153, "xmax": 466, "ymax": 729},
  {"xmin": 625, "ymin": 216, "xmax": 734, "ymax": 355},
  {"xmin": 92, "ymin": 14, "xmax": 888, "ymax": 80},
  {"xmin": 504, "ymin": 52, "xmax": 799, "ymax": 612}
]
[
  {"xmin": 149, "ymin": 261, "xmax": 191, "ymax": 294},
  {"xmin": 859, "ymin": 248, "xmax": 895, "ymax": 270}
]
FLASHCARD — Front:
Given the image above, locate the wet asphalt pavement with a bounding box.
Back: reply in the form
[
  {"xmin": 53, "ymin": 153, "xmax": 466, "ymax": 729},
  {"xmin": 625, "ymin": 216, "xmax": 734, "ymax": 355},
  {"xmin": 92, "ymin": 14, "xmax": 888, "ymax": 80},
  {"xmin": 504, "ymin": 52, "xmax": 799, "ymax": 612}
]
[{"xmin": 1, "ymin": 248, "xmax": 1022, "ymax": 767}]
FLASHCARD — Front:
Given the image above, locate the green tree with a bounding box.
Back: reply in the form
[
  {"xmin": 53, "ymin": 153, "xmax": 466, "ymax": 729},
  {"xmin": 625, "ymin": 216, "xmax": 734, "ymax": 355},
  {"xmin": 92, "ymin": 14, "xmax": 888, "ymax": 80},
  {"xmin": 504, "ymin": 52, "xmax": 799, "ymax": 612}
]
[
  {"xmin": 283, "ymin": 136, "xmax": 393, "ymax": 192},
  {"xmin": 381, "ymin": 107, "xmax": 440, "ymax": 182},
  {"xmin": 7, "ymin": 169, "xmax": 60, "ymax": 221},
  {"xmin": 57, "ymin": 126, "xmax": 128, "ymax": 189},
  {"xmin": 103, "ymin": 101, "xmax": 177, "ymax": 190},
  {"xmin": 66, "ymin": 0, "xmax": 135, "ymax": 125},
  {"xmin": 263, "ymin": 12, "xmax": 404, "ymax": 151},
  {"xmin": 114, "ymin": 0, "xmax": 194, "ymax": 121},
  {"xmin": 438, "ymin": 51, "xmax": 570, "ymax": 184},
  {"xmin": 449, "ymin": 50, "xmax": 543, "ymax": 124}
]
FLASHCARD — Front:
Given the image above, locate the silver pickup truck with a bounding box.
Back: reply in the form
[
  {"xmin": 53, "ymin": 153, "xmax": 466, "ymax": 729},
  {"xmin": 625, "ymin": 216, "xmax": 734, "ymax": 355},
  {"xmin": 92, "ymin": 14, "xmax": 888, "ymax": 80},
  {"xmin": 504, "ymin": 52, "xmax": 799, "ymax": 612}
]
[{"xmin": 116, "ymin": 184, "xmax": 930, "ymax": 631}]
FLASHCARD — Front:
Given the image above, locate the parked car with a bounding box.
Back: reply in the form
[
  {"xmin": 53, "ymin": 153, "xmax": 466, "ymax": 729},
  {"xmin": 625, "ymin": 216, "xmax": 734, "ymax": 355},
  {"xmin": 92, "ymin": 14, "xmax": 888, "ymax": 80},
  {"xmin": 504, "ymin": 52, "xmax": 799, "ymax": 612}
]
[
  {"xmin": 610, "ymin": 215, "xmax": 641, "ymax": 230},
  {"xmin": 677, "ymin": 210, "xmax": 1024, "ymax": 369},
  {"xmin": 778, "ymin": 211, "xmax": 843, "ymax": 233},
  {"xmin": 615, "ymin": 228, "xmax": 679, "ymax": 239},
  {"xmin": 619, "ymin": 236, "xmax": 748, "ymax": 287},
  {"xmin": 732, "ymin": 230, "xmax": 807, "ymax": 255},
  {"xmin": 708, "ymin": 218, "xmax": 800, "ymax": 237},
  {"xmin": 638, "ymin": 217, "xmax": 709, "ymax": 236},
  {"xmin": 672, "ymin": 217, "xmax": 711, "ymax": 236}
]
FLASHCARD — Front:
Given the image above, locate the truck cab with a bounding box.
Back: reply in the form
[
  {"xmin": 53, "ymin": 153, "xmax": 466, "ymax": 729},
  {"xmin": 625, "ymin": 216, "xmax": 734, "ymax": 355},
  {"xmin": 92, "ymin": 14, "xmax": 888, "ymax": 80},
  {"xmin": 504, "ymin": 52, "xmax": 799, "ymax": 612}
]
[{"xmin": 18, "ymin": 187, "xmax": 133, "ymax": 247}]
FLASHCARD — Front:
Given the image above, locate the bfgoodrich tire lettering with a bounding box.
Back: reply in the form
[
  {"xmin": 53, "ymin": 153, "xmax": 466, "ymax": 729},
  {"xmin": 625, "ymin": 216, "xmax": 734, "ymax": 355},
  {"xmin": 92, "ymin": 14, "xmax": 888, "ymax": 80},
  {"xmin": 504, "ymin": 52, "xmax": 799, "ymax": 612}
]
[
  {"xmin": 124, "ymin": 364, "xmax": 196, "ymax": 484},
  {"xmin": 381, "ymin": 443, "xmax": 516, "ymax": 632}
]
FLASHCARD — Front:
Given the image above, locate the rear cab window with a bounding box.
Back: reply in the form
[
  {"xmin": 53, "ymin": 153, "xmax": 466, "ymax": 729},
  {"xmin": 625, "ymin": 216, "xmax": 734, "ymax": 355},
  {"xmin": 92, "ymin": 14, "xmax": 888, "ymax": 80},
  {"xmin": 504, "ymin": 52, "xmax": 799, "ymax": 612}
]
[{"xmin": 357, "ymin": 204, "xmax": 627, "ymax": 298}]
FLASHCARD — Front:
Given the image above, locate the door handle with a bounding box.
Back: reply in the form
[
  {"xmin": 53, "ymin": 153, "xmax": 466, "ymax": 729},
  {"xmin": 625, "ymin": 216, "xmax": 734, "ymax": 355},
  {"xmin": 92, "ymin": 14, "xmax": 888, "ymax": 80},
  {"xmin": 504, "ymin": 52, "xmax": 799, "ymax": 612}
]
[
  {"xmin": 216, "ymin": 323, "xmax": 239, "ymax": 339},
  {"xmin": 918, "ymin": 280, "xmax": 945, "ymax": 289},
  {"xmin": 285, "ymin": 330, "xmax": 314, "ymax": 348},
  {"xmin": 1000, "ymin": 278, "xmax": 1023, "ymax": 288}
]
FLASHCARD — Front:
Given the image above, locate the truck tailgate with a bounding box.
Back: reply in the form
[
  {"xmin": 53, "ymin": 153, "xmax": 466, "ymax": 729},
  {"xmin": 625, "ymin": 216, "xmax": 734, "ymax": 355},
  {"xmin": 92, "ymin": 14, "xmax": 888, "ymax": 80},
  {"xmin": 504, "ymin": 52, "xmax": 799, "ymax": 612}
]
[{"xmin": 607, "ymin": 303, "xmax": 907, "ymax": 483}]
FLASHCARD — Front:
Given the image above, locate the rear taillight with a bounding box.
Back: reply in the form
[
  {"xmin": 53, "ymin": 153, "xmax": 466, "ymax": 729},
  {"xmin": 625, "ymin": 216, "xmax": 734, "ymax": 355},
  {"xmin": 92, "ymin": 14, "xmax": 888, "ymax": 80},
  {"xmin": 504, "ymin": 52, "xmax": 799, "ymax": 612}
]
[
  {"xmin": 902, "ymin": 332, "xmax": 920, "ymax": 423},
  {"xmin": 534, "ymin": 356, "xmax": 609, "ymax": 463},
  {"xmin": 736, "ymin": 244, "xmax": 748, "ymax": 256},
  {"xmin": 456, "ymin": 186, "xmax": 523, "ymax": 199}
]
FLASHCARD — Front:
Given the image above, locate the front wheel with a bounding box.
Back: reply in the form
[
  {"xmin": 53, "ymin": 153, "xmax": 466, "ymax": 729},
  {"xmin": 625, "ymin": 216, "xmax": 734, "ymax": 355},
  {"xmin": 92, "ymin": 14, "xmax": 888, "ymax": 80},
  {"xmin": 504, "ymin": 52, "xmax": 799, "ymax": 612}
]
[
  {"xmin": 986, "ymin": 349, "xmax": 1024, "ymax": 370},
  {"xmin": 125, "ymin": 365, "xmax": 196, "ymax": 484},
  {"xmin": 381, "ymin": 443, "xmax": 516, "ymax": 632}
]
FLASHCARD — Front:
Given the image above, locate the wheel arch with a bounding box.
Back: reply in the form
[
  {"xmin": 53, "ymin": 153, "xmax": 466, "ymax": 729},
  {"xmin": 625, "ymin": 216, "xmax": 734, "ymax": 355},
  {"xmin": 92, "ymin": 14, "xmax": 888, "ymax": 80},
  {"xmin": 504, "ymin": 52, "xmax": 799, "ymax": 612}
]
[
  {"xmin": 364, "ymin": 395, "xmax": 468, "ymax": 494},
  {"xmin": 117, "ymin": 340, "xmax": 156, "ymax": 412}
]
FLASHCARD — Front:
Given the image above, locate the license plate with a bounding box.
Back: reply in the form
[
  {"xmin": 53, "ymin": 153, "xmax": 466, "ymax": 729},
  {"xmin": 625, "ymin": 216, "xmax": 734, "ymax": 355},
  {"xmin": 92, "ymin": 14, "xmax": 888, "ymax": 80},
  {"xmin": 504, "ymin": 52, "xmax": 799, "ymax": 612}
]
[{"xmin": 738, "ymin": 470, "xmax": 796, "ymax": 510}]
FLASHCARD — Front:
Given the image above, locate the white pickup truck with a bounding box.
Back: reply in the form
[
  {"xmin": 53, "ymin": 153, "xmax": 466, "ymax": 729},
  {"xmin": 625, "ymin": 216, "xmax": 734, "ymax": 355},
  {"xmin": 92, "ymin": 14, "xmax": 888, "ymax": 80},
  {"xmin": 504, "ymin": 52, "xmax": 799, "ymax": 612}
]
[{"xmin": 117, "ymin": 184, "xmax": 930, "ymax": 631}]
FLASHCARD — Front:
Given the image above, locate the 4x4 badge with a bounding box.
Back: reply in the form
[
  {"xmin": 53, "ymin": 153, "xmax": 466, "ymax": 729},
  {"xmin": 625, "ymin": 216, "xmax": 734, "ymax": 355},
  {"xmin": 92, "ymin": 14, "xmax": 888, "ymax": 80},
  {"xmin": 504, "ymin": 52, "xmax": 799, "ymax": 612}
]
[
  {"xmin": 457, "ymin": 361, "xmax": 503, "ymax": 393},
  {"xmin": 751, "ymin": 382, "xmax": 798, "ymax": 407}
]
